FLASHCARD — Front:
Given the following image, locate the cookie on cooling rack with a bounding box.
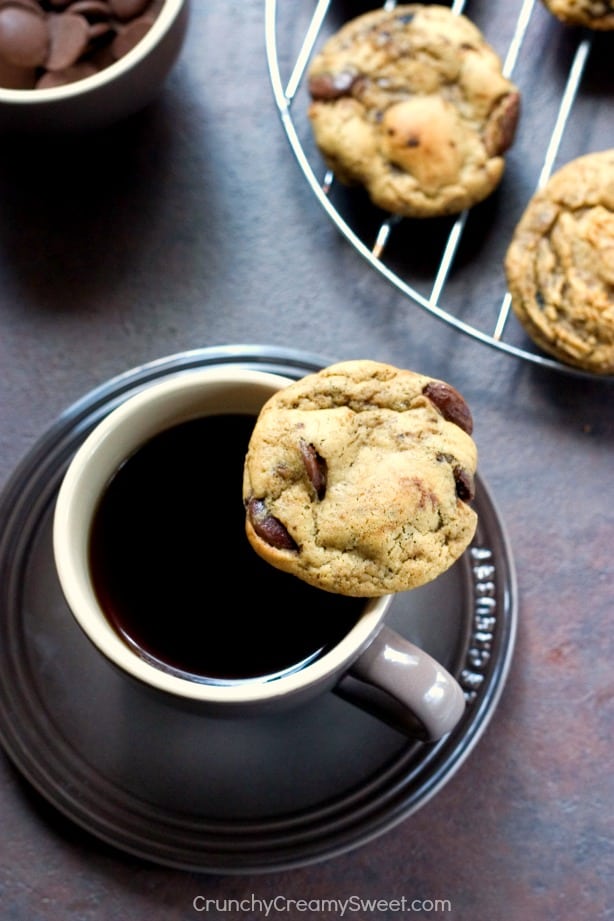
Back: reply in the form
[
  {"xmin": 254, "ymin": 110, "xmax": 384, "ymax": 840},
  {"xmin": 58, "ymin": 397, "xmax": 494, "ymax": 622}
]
[
  {"xmin": 540, "ymin": 0, "xmax": 614, "ymax": 30},
  {"xmin": 306, "ymin": 4, "xmax": 520, "ymax": 219},
  {"xmin": 243, "ymin": 360, "xmax": 478, "ymax": 598},
  {"xmin": 504, "ymin": 150, "xmax": 614, "ymax": 375}
]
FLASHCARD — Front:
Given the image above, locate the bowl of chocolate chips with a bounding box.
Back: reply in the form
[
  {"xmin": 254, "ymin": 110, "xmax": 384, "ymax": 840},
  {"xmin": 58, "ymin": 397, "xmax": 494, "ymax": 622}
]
[{"xmin": 0, "ymin": 0, "xmax": 189, "ymax": 133}]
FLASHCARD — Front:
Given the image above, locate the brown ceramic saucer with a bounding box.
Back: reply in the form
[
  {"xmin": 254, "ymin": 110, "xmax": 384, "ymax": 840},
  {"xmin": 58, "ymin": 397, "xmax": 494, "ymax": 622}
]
[{"xmin": 0, "ymin": 345, "xmax": 517, "ymax": 873}]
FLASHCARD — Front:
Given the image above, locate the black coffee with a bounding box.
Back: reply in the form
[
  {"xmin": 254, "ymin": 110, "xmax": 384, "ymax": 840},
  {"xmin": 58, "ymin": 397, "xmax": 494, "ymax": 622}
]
[{"xmin": 89, "ymin": 413, "xmax": 364, "ymax": 682}]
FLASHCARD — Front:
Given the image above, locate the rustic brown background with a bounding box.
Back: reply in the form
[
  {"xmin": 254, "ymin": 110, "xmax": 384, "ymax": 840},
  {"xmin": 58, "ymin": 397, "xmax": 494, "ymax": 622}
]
[{"xmin": 0, "ymin": 2, "xmax": 612, "ymax": 919}]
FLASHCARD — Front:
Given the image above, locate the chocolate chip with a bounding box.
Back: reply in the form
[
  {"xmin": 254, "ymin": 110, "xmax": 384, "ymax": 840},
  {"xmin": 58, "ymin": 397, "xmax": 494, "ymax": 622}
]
[
  {"xmin": 0, "ymin": 5, "xmax": 49, "ymax": 68},
  {"xmin": 0, "ymin": 0, "xmax": 46, "ymax": 17},
  {"xmin": 69, "ymin": 1, "xmax": 114, "ymax": 20},
  {"xmin": 299, "ymin": 439, "xmax": 327, "ymax": 499},
  {"xmin": 454, "ymin": 466, "xmax": 475, "ymax": 502},
  {"xmin": 247, "ymin": 498, "xmax": 298, "ymax": 552},
  {"xmin": 108, "ymin": 0, "xmax": 148, "ymax": 20},
  {"xmin": 308, "ymin": 69, "xmax": 356, "ymax": 101},
  {"xmin": 0, "ymin": 51, "xmax": 36, "ymax": 85},
  {"xmin": 111, "ymin": 13, "xmax": 152, "ymax": 57},
  {"xmin": 35, "ymin": 57, "xmax": 92, "ymax": 84},
  {"xmin": 423, "ymin": 381, "xmax": 473, "ymax": 435},
  {"xmin": 46, "ymin": 12, "xmax": 89, "ymax": 71},
  {"xmin": 484, "ymin": 90, "xmax": 520, "ymax": 157}
]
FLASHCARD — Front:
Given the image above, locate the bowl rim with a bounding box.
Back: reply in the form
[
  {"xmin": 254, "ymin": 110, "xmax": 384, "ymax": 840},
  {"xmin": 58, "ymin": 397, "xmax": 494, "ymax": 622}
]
[{"xmin": 0, "ymin": 0, "xmax": 187, "ymax": 104}]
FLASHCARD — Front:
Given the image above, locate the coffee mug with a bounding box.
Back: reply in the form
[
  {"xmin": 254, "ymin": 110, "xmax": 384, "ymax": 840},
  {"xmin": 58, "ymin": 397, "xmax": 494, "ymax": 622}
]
[{"xmin": 53, "ymin": 367, "xmax": 466, "ymax": 741}]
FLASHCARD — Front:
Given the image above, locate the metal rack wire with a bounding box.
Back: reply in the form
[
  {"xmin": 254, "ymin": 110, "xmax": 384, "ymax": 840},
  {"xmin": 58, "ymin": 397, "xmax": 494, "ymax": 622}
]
[{"xmin": 265, "ymin": 0, "xmax": 611, "ymax": 379}]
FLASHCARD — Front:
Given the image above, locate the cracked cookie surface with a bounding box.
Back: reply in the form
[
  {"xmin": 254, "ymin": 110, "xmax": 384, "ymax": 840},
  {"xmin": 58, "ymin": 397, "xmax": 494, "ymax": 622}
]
[
  {"xmin": 307, "ymin": 4, "xmax": 520, "ymax": 218},
  {"xmin": 505, "ymin": 149, "xmax": 614, "ymax": 374},
  {"xmin": 243, "ymin": 360, "xmax": 478, "ymax": 597},
  {"xmin": 540, "ymin": 0, "xmax": 614, "ymax": 30}
]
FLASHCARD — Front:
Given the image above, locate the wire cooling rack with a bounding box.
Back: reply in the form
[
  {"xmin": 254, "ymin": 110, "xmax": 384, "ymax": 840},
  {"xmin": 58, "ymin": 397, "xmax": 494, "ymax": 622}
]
[{"xmin": 265, "ymin": 0, "xmax": 612, "ymax": 379}]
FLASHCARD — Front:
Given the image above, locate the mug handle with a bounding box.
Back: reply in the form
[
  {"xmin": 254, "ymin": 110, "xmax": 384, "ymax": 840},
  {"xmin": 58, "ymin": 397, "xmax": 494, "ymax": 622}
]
[{"xmin": 334, "ymin": 625, "xmax": 466, "ymax": 741}]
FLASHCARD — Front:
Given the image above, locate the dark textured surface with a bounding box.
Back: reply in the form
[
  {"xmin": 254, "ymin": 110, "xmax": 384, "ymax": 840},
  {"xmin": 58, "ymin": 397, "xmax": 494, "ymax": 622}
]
[{"xmin": 0, "ymin": 2, "xmax": 613, "ymax": 919}]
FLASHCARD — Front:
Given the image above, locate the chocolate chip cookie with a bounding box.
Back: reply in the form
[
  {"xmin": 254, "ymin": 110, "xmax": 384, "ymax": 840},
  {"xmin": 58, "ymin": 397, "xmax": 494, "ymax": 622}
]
[
  {"xmin": 505, "ymin": 150, "xmax": 614, "ymax": 374},
  {"xmin": 540, "ymin": 0, "xmax": 614, "ymax": 30},
  {"xmin": 307, "ymin": 5, "xmax": 520, "ymax": 218},
  {"xmin": 243, "ymin": 360, "xmax": 478, "ymax": 598}
]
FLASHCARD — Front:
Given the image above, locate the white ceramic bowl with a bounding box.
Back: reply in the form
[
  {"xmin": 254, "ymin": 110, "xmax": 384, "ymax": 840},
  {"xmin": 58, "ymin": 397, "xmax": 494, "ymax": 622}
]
[{"xmin": 0, "ymin": 0, "xmax": 189, "ymax": 134}]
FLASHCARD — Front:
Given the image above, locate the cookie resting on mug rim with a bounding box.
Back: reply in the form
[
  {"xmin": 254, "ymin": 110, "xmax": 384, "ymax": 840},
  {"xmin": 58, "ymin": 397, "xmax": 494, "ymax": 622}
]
[{"xmin": 243, "ymin": 360, "xmax": 478, "ymax": 597}]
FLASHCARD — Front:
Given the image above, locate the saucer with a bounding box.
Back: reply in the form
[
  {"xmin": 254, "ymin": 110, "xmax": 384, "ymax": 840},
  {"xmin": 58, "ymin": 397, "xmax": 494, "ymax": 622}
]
[{"xmin": 0, "ymin": 345, "xmax": 517, "ymax": 873}]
